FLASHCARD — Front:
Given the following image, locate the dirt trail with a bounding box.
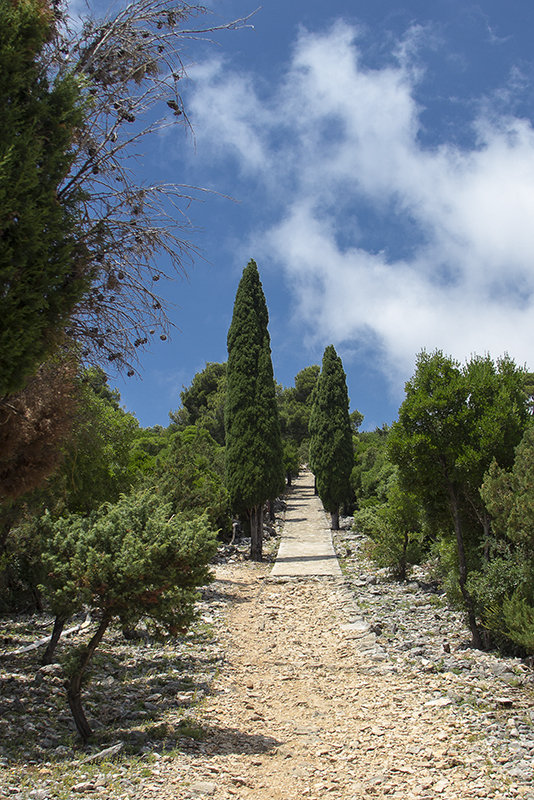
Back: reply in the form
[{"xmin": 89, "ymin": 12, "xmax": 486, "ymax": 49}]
[{"xmin": 157, "ymin": 473, "xmax": 515, "ymax": 800}]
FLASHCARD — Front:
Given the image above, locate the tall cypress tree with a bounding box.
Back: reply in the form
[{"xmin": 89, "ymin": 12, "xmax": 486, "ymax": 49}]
[
  {"xmin": 309, "ymin": 345, "xmax": 353, "ymax": 530},
  {"xmin": 0, "ymin": 0, "xmax": 88, "ymax": 396},
  {"xmin": 225, "ymin": 260, "xmax": 283, "ymax": 560}
]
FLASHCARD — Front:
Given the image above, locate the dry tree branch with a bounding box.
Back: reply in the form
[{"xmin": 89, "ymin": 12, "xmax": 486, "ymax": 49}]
[{"xmin": 46, "ymin": 0, "xmax": 256, "ymax": 376}]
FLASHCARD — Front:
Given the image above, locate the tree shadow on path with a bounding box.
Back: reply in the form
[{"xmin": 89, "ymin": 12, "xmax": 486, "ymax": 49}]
[{"xmin": 200, "ymin": 724, "xmax": 281, "ymax": 756}]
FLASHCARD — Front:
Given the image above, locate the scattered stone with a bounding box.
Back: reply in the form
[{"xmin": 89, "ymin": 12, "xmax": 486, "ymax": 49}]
[
  {"xmin": 71, "ymin": 782, "xmax": 97, "ymax": 793},
  {"xmin": 37, "ymin": 664, "xmax": 63, "ymax": 676},
  {"xmin": 340, "ymin": 621, "xmax": 370, "ymax": 634},
  {"xmin": 80, "ymin": 742, "xmax": 124, "ymax": 764},
  {"xmin": 425, "ymin": 697, "xmax": 454, "ymax": 708},
  {"xmin": 185, "ymin": 781, "xmax": 217, "ymax": 797},
  {"xmin": 495, "ymin": 697, "xmax": 514, "ymax": 707}
]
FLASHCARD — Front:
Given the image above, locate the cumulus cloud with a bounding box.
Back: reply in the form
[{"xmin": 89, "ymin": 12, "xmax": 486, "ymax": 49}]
[{"xmin": 187, "ymin": 22, "xmax": 534, "ymax": 383}]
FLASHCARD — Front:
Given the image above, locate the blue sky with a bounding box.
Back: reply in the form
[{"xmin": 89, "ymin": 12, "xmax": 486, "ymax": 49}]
[{"xmin": 101, "ymin": 0, "xmax": 534, "ymax": 430}]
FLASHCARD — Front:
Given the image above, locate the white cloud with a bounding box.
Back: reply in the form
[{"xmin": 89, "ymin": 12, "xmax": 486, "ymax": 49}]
[
  {"xmin": 187, "ymin": 22, "xmax": 534, "ymax": 384},
  {"xmin": 187, "ymin": 58, "xmax": 269, "ymax": 175}
]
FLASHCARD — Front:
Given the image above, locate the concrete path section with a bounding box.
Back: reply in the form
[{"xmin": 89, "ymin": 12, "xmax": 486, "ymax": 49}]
[{"xmin": 270, "ymin": 469, "xmax": 342, "ymax": 577}]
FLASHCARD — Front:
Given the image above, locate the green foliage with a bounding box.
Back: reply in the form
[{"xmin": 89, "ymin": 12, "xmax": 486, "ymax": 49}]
[
  {"xmin": 309, "ymin": 346, "xmax": 353, "ymax": 517},
  {"xmin": 390, "ymin": 350, "xmax": 529, "ymax": 543},
  {"xmin": 294, "ymin": 365, "xmax": 320, "ymax": 404},
  {"xmin": 282, "ymin": 440, "xmax": 300, "ymax": 481},
  {"xmin": 0, "ymin": 0, "xmax": 88, "ymax": 395},
  {"xmin": 467, "ymin": 554, "xmax": 524, "ymax": 611},
  {"xmin": 349, "ymin": 409, "xmax": 364, "ymax": 434},
  {"xmin": 353, "ymin": 477, "xmax": 425, "ymax": 578},
  {"xmin": 225, "ymin": 260, "xmax": 284, "ymax": 515},
  {"xmin": 40, "ymin": 489, "xmax": 217, "ymax": 630},
  {"xmin": 0, "ymin": 508, "xmax": 47, "ymax": 611},
  {"xmin": 389, "ymin": 349, "xmax": 530, "ymax": 647},
  {"xmin": 129, "ymin": 425, "xmax": 172, "ymax": 476},
  {"xmin": 172, "ymin": 362, "xmax": 227, "ymax": 446},
  {"xmin": 482, "ymin": 426, "xmax": 534, "ymax": 552},
  {"xmin": 351, "ymin": 428, "xmax": 394, "ymax": 507},
  {"xmin": 156, "ymin": 425, "xmax": 230, "ymax": 536},
  {"xmin": 501, "ymin": 593, "xmax": 534, "ymax": 653},
  {"xmin": 51, "ymin": 375, "xmax": 140, "ymax": 514},
  {"xmin": 277, "ymin": 365, "xmax": 320, "ymax": 455},
  {"xmin": 461, "ymin": 354, "xmax": 529, "ymax": 498},
  {"xmin": 473, "ymin": 425, "xmax": 534, "ymax": 652},
  {"xmin": 82, "ymin": 366, "xmax": 121, "ymax": 410},
  {"xmin": 388, "ymin": 350, "xmax": 468, "ymax": 505},
  {"xmin": 468, "ymin": 558, "xmax": 534, "ymax": 653},
  {"xmin": 429, "ymin": 532, "xmax": 458, "ymax": 603},
  {"xmin": 277, "ymin": 364, "xmax": 322, "ymax": 473},
  {"xmin": 38, "ymin": 488, "xmax": 217, "ymax": 739},
  {"xmin": 0, "ymin": 369, "xmax": 142, "ymax": 608}
]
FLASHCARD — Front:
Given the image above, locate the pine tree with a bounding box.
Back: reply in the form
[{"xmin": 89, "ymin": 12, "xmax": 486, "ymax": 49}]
[
  {"xmin": 40, "ymin": 491, "xmax": 217, "ymax": 740},
  {"xmin": 225, "ymin": 260, "xmax": 283, "ymax": 560},
  {"xmin": 309, "ymin": 345, "xmax": 354, "ymax": 529},
  {"xmin": 0, "ymin": 0, "xmax": 88, "ymax": 396}
]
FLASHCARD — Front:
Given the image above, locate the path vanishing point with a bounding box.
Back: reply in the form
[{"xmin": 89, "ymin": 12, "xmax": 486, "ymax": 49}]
[{"xmin": 270, "ymin": 470, "xmax": 342, "ymax": 577}]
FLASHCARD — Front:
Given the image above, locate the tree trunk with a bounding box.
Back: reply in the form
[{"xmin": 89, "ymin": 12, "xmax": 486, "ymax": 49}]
[
  {"xmin": 447, "ymin": 485, "xmax": 483, "ymax": 649},
  {"xmin": 314, "ymin": 476, "xmax": 318, "ymax": 496},
  {"xmin": 399, "ymin": 531, "xmax": 408, "ymax": 581},
  {"xmin": 286, "ymin": 472, "xmax": 292, "ymax": 487},
  {"xmin": 31, "ymin": 585, "xmax": 43, "ymax": 612},
  {"xmin": 330, "ymin": 509, "xmax": 339, "ymax": 530},
  {"xmin": 42, "ymin": 614, "xmax": 66, "ymax": 665},
  {"xmin": 249, "ymin": 505, "xmax": 263, "ymax": 561},
  {"xmin": 481, "ymin": 510, "xmax": 492, "ymax": 563},
  {"xmin": 67, "ymin": 613, "xmax": 111, "ymax": 741}
]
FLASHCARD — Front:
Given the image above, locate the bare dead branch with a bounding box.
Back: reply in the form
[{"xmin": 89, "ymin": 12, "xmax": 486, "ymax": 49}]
[{"xmin": 44, "ymin": 0, "xmax": 254, "ymax": 375}]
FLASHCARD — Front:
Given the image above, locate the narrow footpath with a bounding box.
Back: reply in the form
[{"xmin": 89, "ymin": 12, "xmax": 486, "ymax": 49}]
[
  {"xmin": 139, "ymin": 470, "xmax": 522, "ymax": 800},
  {"xmin": 270, "ymin": 472, "xmax": 341, "ymax": 577}
]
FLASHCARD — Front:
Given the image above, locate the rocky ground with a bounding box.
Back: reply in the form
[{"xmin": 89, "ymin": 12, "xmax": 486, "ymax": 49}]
[
  {"xmin": 0, "ymin": 492, "xmax": 533, "ymax": 799},
  {"xmin": 333, "ymin": 523, "xmax": 534, "ymax": 791}
]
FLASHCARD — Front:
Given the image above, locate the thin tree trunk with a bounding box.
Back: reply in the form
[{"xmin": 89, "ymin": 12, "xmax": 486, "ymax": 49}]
[
  {"xmin": 465, "ymin": 490, "xmax": 492, "ymax": 563},
  {"xmin": 399, "ymin": 531, "xmax": 408, "ymax": 581},
  {"xmin": 481, "ymin": 510, "xmax": 492, "ymax": 563},
  {"xmin": 67, "ymin": 613, "xmax": 111, "ymax": 742},
  {"xmin": 331, "ymin": 509, "xmax": 339, "ymax": 530},
  {"xmin": 448, "ymin": 486, "xmax": 483, "ymax": 649},
  {"xmin": 42, "ymin": 615, "xmax": 66, "ymax": 665},
  {"xmin": 31, "ymin": 585, "xmax": 43, "ymax": 612},
  {"xmin": 286, "ymin": 472, "xmax": 292, "ymax": 487},
  {"xmin": 250, "ymin": 505, "xmax": 263, "ymax": 561}
]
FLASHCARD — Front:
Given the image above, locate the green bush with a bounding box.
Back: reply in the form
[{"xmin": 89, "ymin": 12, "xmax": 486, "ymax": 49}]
[
  {"xmin": 467, "ymin": 557, "xmax": 533, "ymax": 653},
  {"xmin": 156, "ymin": 426, "xmax": 231, "ymax": 537},
  {"xmin": 39, "ymin": 488, "xmax": 217, "ymax": 739},
  {"xmin": 502, "ymin": 592, "xmax": 534, "ymax": 653},
  {"xmin": 353, "ymin": 480, "xmax": 425, "ymax": 579}
]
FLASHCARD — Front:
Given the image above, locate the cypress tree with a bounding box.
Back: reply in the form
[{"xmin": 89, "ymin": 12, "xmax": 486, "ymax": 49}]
[
  {"xmin": 225, "ymin": 260, "xmax": 283, "ymax": 560},
  {"xmin": 0, "ymin": 0, "xmax": 88, "ymax": 396},
  {"xmin": 309, "ymin": 345, "xmax": 353, "ymax": 530}
]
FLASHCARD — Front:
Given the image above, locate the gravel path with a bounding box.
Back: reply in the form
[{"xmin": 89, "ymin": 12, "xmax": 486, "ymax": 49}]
[
  {"xmin": 158, "ymin": 475, "xmax": 534, "ymax": 799},
  {"xmin": 1, "ymin": 474, "xmax": 533, "ymax": 799}
]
